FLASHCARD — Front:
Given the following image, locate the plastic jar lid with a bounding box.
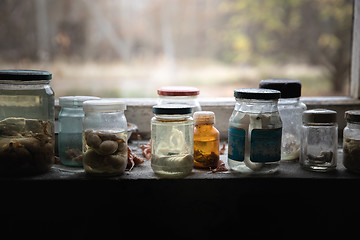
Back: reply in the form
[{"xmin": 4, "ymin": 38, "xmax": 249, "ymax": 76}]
[
  {"xmin": 259, "ymin": 79, "xmax": 302, "ymax": 98},
  {"xmin": 345, "ymin": 110, "xmax": 360, "ymax": 123},
  {"xmin": 194, "ymin": 111, "xmax": 215, "ymax": 125},
  {"xmin": 153, "ymin": 104, "xmax": 192, "ymax": 115},
  {"xmin": 157, "ymin": 86, "xmax": 200, "ymax": 96},
  {"xmin": 83, "ymin": 99, "xmax": 126, "ymax": 112},
  {"xmin": 59, "ymin": 96, "xmax": 100, "ymax": 107},
  {"xmin": 303, "ymin": 109, "xmax": 337, "ymax": 124},
  {"xmin": 0, "ymin": 70, "xmax": 52, "ymax": 81},
  {"xmin": 234, "ymin": 88, "xmax": 281, "ymax": 100}
]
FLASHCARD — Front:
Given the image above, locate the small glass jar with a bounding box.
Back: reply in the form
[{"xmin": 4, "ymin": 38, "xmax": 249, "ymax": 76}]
[
  {"xmin": 259, "ymin": 79, "xmax": 307, "ymax": 161},
  {"xmin": 58, "ymin": 96, "xmax": 100, "ymax": 167},
  {"xmin": 82, "ymin": 99, "xmax": 128, "ymax": 177},
  {"xmin": 157, "ymin": 86, "xmax": 201, "ymax": 114},
  {"xmin": 300, "ymin": 109, "xmax": 337, "ymax": 172},
  {"xmin": 193, "ymin": 111, "xmax": 219, "ymax": 169},
  {"xmin": 343, "ymin": 110, "xmax": 360, "ymax": 173},
  {"xmin": 151, "ymin": 105, "xmax": 194, "ymax": 178},
  {"xmin": 228, "ymin": 88, "xmax": 282, "ymax": 174},
  {"xmin": 0, "ymin": 70, "xmax": 55, "ymax": 176}
]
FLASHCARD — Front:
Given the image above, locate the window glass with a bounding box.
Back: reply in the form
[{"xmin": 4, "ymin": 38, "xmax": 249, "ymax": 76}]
[{"xmin": 0, "ymin": 0, "xmax": 353, "ymax": 97}]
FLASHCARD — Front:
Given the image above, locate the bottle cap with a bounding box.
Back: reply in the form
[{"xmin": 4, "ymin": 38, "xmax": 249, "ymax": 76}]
[
  {"xmin": 234, "ymin": 88, "xmax": 281, "ymax": 100},
  {"xmin": 0, "ymin": 70, "xmax": 52, "ymax": 81},
  {"xmin": 194, "ymin": 111, "xmax": 215, "ymax": 125},
  {"xmin": 345, "ymin": 110, "xmax": 360, "ymax": 123},
  {"xmin": 259, "ymin": 79, "xmax": 302, "ymax": 98},
  {"xmin": 59, "ymin": 96, "xmax": 100, "ymax": 107},
  {"xmin": 157, "ymin": 86, "xmax": 200, "ymax": 96},
  {"xmin": 83, "ymin": 99, "xmax": 126, "ymax": 112},
  {"xmin": 303, "ymin": 109, "xmax": 337, "ymax": 124},
  {"xmin": 153, "ymin": 104, "xmax": 192, "ymax": 115}
]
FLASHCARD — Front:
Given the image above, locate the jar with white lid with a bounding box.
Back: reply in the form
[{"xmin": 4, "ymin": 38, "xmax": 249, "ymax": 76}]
[
  {"xmin": 82, "ymin": 99, "xmax": 128, "ymax": 177},
  {"xmin": 0, "ymin": 70, "xmax": 55, "ymax": 176},
  {"xmin": 343, "ymin": 110, "xmax": 360, "ymax": 173},
  {"xmin": 151, "ymin": 105, "xmax": 194, "ymax": 178},
  {"xmin": 58, "ymin": 96, "xmax": 100, "ymax": 167},
  {"xmin": 228, "ymin": 88, "xmax": 282, "ymax": 174},
  {"xmin": 300, "ymin": 109, "xmax": 337, "ymax": 172},
  {"xmin": 157, "ymin": 86, "xmax": 201, "ymax": 114},
  {"xmin": 259, "ymin": 79, "xmax": 307, "ymax": 161}
]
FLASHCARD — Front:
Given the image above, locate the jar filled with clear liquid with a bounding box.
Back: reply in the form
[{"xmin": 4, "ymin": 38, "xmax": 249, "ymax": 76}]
[
  {"xmin": 0, "ymin": 70, "xmax": 55, "ymax": 176},
  {"xmin": 300, "ymin": 109, "xmax": 337, "ymax": 172},
  {"xmin": 58, "ymin": 96, "xmax": 100, "ymax": 167},
  {"xmin": 228, "ymin": 88, "xmax": 282, "ymax": 174},
  {"xmin": 151, "ymin": 105, "xmax": 194, "ymax": 178},
  {"xmin": 82, "ymin": 99, "xmax": 128, "ymax": 177},
  {"xmin": 259, "ymin": 79, "xmax": 306, "ymax": 161}
]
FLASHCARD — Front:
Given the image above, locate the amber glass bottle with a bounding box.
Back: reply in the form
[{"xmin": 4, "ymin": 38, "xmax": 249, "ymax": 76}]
[{"xmin": 193, "ymin": 111, "xmax": 219, "ymax": 169}]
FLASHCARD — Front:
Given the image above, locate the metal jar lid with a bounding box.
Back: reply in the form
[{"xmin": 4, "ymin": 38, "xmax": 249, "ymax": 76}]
[
  {"xmin": 0, "ymin": 70, "xmax": 52, "ymax": 81},
  {"xmin": 345, "ymin": 110, "xmax": 360, "ymax": 123},
  {"xmin": 153, "ymin": 104, "xmax": 192, "ymax": 115},
  {"xmin": 259, "ymin": 79, "xmax": 302, "ymax": 98},
  {"xmin": 234, "ymin": 88, "xmax": 281, "ymax": 100},
  {"xmin": 303, "ymin": 109, "xmax": 337, "ymax": 124},
  {"xmin": 157, "ymin": 86, "xmax": 200, "ymax": 96}
]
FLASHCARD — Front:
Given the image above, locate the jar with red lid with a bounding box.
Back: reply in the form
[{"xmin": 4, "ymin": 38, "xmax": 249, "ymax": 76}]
[{"xmin": 157, "ymin": 86, "xmax": 201, "ymax": 114}]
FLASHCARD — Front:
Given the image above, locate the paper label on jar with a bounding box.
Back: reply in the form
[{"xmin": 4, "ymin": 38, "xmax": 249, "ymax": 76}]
[
  {"xmin": 228, "ymin": 126, "xmax": 245, "ymax": 161},
  {"xmin": 250, "ymin": 128, "xmax": 282, "ymax": 162}
]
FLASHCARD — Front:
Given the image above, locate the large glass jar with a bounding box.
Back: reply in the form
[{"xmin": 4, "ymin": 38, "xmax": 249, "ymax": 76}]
[
  {"xmin": 157, "ymin": 86, "xmax": 201, "ymax": 114},
  {"xmin": 343, "ymin": 110, "xmax": 360, "ymax": 173},
  {"xmin": 151, "ymin": 105, "xmax": 194, "ymax": 178},
  {"xmin": 228, "ymin": 88, "xmax": 282, "ymax": 174},
  {"xmin": 0, "ymin": 70, "xmax": 55, "ymax": 176},
  {"xmin": 82, "ymin": 99, "xmax": 128, "ymax": 177},
  {"xmin": 58, "ymin": 96, "xmax": 100, "ymax": 167},
  {"xmin": 259, "ymin": 79, "xmax": 307, "ymax": 161},
  {"xmin": 300, "ymin": 109, "xmax": 337, "ymax": 172}
]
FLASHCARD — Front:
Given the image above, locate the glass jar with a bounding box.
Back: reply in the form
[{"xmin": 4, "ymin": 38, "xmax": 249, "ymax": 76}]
[
  {"xmin": 58, "ymin": 96, "xmax": 100, "ymax": 167},
  {"xmin": 300, "ymin": 109, "xmax": 337, "ymax": 172},
  {"xmin": 343, "ymin": 110, "xmax": 360, "ymax": 173},
  {"xmin": 151, "ymin": 105, "xmax": 194, "ymax": 178},
  {"xmin": 193, "ymin": 111, "xmax": 219, "ymax": 169},
  {"xmin": 259, "ymin": 79, "xmax": 307, "ymax": 161},
  {"xmin": 82, "ymin": 99, "xmax": 128, "ymax": 177},
  {"xmin": 157, "ymin": 86, "xmax": 201, "ymax": 114},
  {"xmin": 228, "ymin": 88, "xmax": 282, "ymax": 174},
  {"xmin": 0, "ymin": 70, "xmax": 55, "ymax": 176}
]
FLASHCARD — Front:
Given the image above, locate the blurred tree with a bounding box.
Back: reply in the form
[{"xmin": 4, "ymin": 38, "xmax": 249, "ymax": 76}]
[{"xmin": 221, "ymin": 0, "xmax": 353, "ymax": 93}]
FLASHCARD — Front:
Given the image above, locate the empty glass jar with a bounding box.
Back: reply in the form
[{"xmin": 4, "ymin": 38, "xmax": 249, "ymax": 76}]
[
  {"xmin": 157, "ymin": 86, "xmax": 201, "ymax": 113},
  {"xmin": 0, "ymin": 70, "xmax": 55, "ymax": 176},
  {"xmin": 228, "ymin": 88, "xmax": 282, "ymax": 174},
  {"xmin": 58, "ymin": 96, "xmax": 100, "ymax": 167},
  {"xmin": 259, "ymin": 79, "xmax": 306, "ymax": 161},
  {"xmin": 300, "ymin": 109, "xmax": 337, "ymax": 172},
  {"xmin": 151, "ymin": 105, "xmax": 194, "ymax": 178},
  {"xmin": 82, "ymin": 99, "xmax": 128, "ymax": 177}
]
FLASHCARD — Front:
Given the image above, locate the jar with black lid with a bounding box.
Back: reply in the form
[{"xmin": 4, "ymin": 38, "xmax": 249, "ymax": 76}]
[
  {"xmin": 228, "ymin": 88, "xmax": 282, "ymax": 174},
  {"xmin": 300, "ymin": 109, "xmax": 337, "ymax": 172},
  {"xmin": 343, "ymin": 110, "xmax": 360, "ymax": 173},
  {"xmin": 151, "ymin": 105, "xmax": 194, "ymax": 178},
  {"xmin": 259, "ymin": 79, "xmax": 306, "ymax": 161},
  {"xmin": 0, "ymin": 70, "xmax": 55, "ymax": 176}
]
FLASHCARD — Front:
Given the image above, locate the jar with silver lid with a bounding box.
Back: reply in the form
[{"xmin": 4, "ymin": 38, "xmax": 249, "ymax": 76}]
[
  {"xmin": 228, "ymin": 88, "xmax": 282, "ymax": 174},
  {"xmin": 157, "ymin": 86, "xmax": 201, "ymax": 114},
  {"xmin": 58, "ymin": 96, "xmax": 100, "ymax": 167},
  {"xmin": 151, "ymin": 105, "xmax": 194, "ymax": 178},
  {"xmin": 0, "ymin": 70, "xmax": 55, "ymax": 176},
  {"xmin": 259, "ymin": 79, "xmax": 307, "ymax": 161},
  {"xmin": 300, "ymin": 109, "xmax": 337, "ymax": 172},
  {"xmin": 343, "ymin": 110, "xmax": 360, "ymax": 173},
  {"xmin": 82, "ymin": 99, "xmax": 128, "ymax": 177}
]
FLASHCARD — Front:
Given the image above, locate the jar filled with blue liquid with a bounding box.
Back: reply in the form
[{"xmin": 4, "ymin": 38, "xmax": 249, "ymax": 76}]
[{"xmin": 58, "ymin": 96, "xmax": 100, "ymax": 167}]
